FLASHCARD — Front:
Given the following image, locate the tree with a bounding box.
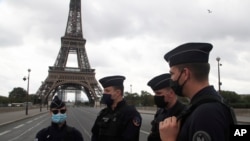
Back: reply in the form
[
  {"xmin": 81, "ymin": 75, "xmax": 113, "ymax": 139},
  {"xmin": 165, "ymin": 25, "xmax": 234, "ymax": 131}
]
[
  {"xmin": 124, "ymin": 92, "xmax": 140, "ymax": 106},
  {"xmin": 241, "ymin": 95, "xmax": 250, "ymax": 103},
  {"xmin": 9, "ymin": 87, "xmax": 27, "ymax": 103},
  {"xmin": 0, "ymin": 96, "xmax": 9, "ymax": 105},
  {"xmin": 29, "ymin": 94, "xmax": 39, "ymax": 104},
  {"xmin": 220, "ymin": 90, "xmax": 241, "ymax": 103},
  {"xmin": 140, "ymin": 90, "xmax": 154, "ymax": 106}
]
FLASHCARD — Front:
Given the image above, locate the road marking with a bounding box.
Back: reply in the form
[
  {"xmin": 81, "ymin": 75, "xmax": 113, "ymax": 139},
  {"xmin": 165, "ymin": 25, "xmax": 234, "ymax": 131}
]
[
  {"xmin": 69, "ymin": 109, "xmax": 92, "ymax": 139},
  {"xmin": 8, "ymin": 119, "xmax": 47, "ymax": 141},
  {"xmin": 0, "ymin": 130, "xmax": 11, "ymax": 136},
  {"xmin": 26, "ymin": 120, "xmax": 33, "ymax": 124},
  {"xmin": 14, "ymin": 124, "xmax": 24, "ymax": 129},
  {"xmin": 140, "ymin": 130, "xmax": 150, "ymax": 135}
]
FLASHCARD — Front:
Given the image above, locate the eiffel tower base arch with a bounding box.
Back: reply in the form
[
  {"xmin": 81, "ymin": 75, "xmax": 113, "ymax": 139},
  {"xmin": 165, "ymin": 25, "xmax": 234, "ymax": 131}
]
[{"xmin": 36, "ymin": 68, "xmax": 102, "ymax": 107}]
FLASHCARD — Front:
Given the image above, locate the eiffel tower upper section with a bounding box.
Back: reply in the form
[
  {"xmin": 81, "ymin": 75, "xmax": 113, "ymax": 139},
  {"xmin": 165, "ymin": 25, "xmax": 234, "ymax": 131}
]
[
  {"xmin": 54, "ymin": 0, "xmax": 90, "ymax": 70},
  {"xmin": 65, "ymin": 0, "xmax": 83, "ymax": 38},
  {"xmin": 36, "ymin": 0, "xmax": 102, "ymax": 104}
]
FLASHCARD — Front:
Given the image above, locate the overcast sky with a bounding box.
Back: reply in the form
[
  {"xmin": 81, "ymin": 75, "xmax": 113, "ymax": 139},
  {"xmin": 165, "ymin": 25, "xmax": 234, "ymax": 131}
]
[{"xmin": 1, "ymin": 0, "xmax": 250, "ymax": 98}]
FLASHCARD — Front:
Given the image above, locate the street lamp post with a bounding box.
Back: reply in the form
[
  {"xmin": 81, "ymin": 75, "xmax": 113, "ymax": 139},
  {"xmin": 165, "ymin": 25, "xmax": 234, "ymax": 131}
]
[
  {"xmin": 130, "ymin": 84, "xmax": 132, "ymax": 94},
  {"xmin": 38, "ymin": 95, "xmax": 42, "ymax": 112},
  {"xmin": 23, "ymin": 69, "xmax": 31, "ymax": 115},
  {"xmin": 216, "ymin": 57, "xmax": 222, "ymax": 93}
]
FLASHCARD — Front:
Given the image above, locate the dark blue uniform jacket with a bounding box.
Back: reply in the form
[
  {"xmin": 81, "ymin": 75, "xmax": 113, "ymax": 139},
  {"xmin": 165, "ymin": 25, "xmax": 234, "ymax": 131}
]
[
  {"xmin": 91, "ymin": 100, "xmax": 142, "ymax": 141},
  {"xmin": 177, "ymin": 86, "xmax": 236, "ymax": 141},
  {"xmin": 35, "ymin": 122, "xmax": 83, "ymax": 141},
  {"xmin": 148, "ymin": 101, "xmax": 186, "ymax": 141}
]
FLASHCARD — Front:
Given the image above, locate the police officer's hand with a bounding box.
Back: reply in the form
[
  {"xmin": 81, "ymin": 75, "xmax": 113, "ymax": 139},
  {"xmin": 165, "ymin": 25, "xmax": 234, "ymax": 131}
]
[{"xmin": 159, "ymin": 116, "xmax": 180, "ymax": 141}]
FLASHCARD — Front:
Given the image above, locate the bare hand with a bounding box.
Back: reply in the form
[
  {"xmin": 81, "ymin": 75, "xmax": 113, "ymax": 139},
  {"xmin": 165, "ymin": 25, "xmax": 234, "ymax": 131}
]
[{"xmin": 159, "ymin": 116, "xmax": 180, "ymax": 141}]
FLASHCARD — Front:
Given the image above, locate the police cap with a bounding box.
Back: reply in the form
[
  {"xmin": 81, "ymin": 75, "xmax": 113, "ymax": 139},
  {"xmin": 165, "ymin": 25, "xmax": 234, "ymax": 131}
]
[
  {"xmin": 99, "ymin": 75, "xmax": 125, "ymax": 88},
  {"xmin": 147, "ymin": 73, "xmax": 171, "ymax": 91},
  {"xmin": 50, "ymin": 96, "xmax": 65, "ymax": 109},
  {"xmin": 164, "ymin": 42, "xmax": 213, "ymax": 67}
]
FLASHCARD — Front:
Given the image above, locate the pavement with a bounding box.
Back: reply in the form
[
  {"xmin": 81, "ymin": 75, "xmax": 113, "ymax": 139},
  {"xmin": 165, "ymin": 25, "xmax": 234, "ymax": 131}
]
[
  {"xmin": 0, "ymin": 108, "xmax": 48, "ymax": 126},
  {"xmin": 0, "ymin": 108, "xmax": 249, "ymax": 127},
  {"xmin": 235, "ymin": 116, "xmax": 250, "ymax": 124}
]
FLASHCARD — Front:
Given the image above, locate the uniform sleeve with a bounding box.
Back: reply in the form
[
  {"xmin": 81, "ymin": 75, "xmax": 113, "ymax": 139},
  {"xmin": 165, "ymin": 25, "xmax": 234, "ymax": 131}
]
[
  {"xmin": 121, "ymin": 107, "xmax": 142, "ymax": 141},
  {"xmin": 35, "ymin": 128, "xmax": 47, "ymax": 141},
  {"xmin": 91, "ymin": 109, "xmax": 106, "ymax": 141},
  {"xmin": 91, "ymin": 121, "xmax": 99, "ymax": 141},
  {"xmin": 188, "ymin": 103, "xmax": 230, "ymax": 141},
  {"xmin": 91, "ymin": 134, "xmax": 98, "ymax": 141},
  {"xmin": 35, "ymin": 131, "xmax": 41, "ymax": 141},
  {"xmin": 91, "ymin": 118, "xmax": 99, "ymax": 141},
  {"xmin": 73, "ymin": 128, "xmax": 84, "ymax": 141}
]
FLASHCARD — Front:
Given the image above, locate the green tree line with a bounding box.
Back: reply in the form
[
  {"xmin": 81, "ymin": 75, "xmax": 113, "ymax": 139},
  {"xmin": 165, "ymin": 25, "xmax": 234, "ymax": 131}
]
[
  {"xmin": 0, "ymin": 87, "xmax": 41, "ymax": 106},
  {"xmin": 124, "ymin": 90, "xmax": 250, "ymax": 108},
  {"xmin": 1, "ymin": 87, "xmax": 250, "ymax": 108}
]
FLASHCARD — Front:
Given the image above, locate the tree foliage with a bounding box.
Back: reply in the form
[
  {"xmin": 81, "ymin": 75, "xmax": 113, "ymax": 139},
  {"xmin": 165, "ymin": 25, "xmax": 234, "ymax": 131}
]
[
  {"xmin": 124, "ymin": 91, "xmax": 155, "ymax": 106},
  {"xmin": 220, "ymin": 90, "xmax": 250, "ymax": 108},
  {"xmin": 0, "ymin": 96, "xmax": 9, "ymax": 105},
  {"xmin": 9, "ymin": 87, "xmax": 27, "ymax": 103},
  {"xmin": 29, "ymin": 94, "xmax": 40, "ymax": 104},
  {"xmin": 124, "ymin": 92, "xmax": 141, "ymax": 106},
  {"xmin": 241, "ymin": 95, "xmax": 250, "ymax": 103},
  {"xmin": 1, "ymin": 86, "xmax": 249, "ymax": 108},
  {"xmin": 123, "ymin": 90, "xmax": 250, "ymax": 108},
  {"xmin": 140, "ymin": 91, "xmax": 154, "ymax": 106},
  {"xmin": 220, "ymin": 90, "xmax": 241, "ymax": 103}
]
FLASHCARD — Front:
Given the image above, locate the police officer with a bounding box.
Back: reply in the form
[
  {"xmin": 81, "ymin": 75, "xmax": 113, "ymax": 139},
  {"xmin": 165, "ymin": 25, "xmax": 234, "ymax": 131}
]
[
  {"xmin": 91, "ymin": 75, "xmax": 142, "ymax": 141},
  {"xmin": 159, "ymin": 42, "xmax": 236, "ymax": 141},
  {"xmin": 147, "ymin": 73, "xmax": 186, "ymax": 141},
  {"xmin": 35, "ymin": 96, "xmax": 83, "ymax": 141}
]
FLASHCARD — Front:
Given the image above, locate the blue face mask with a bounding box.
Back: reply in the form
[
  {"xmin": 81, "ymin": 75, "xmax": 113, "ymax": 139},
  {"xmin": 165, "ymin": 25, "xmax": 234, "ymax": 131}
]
[{"xmin": 51, "ymin": 113, "xmax": 67, "ymax": 123}]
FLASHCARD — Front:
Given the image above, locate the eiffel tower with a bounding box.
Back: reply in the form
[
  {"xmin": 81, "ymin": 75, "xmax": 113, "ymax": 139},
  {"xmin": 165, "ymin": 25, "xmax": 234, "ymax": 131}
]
[{"xmin": 36, "ymin": 0, "xmax": 102, "ymax": 105}]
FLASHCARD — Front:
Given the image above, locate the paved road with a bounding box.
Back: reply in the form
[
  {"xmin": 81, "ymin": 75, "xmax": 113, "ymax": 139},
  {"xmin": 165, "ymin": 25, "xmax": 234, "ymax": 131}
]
[
  {"xmin": 0, "ymin": 107, "xmax": 153, "ymax": 141},
  {"xmin": 0, "ymin": 108, "xmax": 47, "ymax": 126},
  {"xmin": 0, "ymin": 107, "xmax": 249, "ymax": 141}
]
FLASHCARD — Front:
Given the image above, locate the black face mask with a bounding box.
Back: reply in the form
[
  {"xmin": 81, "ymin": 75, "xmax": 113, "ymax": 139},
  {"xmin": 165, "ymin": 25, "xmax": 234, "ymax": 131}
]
[
  {"xmin": 154, "ymin": 96, "xmax": 168, "ymax": 108},
  {"xmin": 170, "ymin": 70, "xmax": 187, "ymax": 97},
  {"xmin": 101, "ymin": 93, "xmax": 114, "ymax": 107}
]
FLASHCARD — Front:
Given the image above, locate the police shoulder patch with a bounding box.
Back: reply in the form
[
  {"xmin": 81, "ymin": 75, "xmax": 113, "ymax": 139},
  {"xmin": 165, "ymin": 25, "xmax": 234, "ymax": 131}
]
[
  {"xmin": 192, "ymin": 131, "xmax": 211, "ymax": 141},
  {"xmin": 132, "ymin": 116, "xmax": 141, "ymax": 127}
]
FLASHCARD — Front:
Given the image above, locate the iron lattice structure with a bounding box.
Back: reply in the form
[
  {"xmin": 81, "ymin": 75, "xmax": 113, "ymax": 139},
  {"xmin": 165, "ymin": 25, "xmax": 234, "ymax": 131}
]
[{"xmin": 36, "ymin": 0, "xmax": 102, "ymax": 105}]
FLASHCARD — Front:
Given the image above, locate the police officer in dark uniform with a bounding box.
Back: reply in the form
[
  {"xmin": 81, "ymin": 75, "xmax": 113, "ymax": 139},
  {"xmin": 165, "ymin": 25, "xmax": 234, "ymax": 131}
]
[
  {"xmin": 35, "ymin": 96, "xmax": 84, "ymax": 141},
  {"xmin": 159, "ymin": 42, "xmax": 236, "ymax": 141},
  {"xmin": 91, "ymin": 75, "xmax": 142, "ymax": 141},
  {"xmin": 147, "ymin": 73, "xmax": 186, "ymax": 141}
]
